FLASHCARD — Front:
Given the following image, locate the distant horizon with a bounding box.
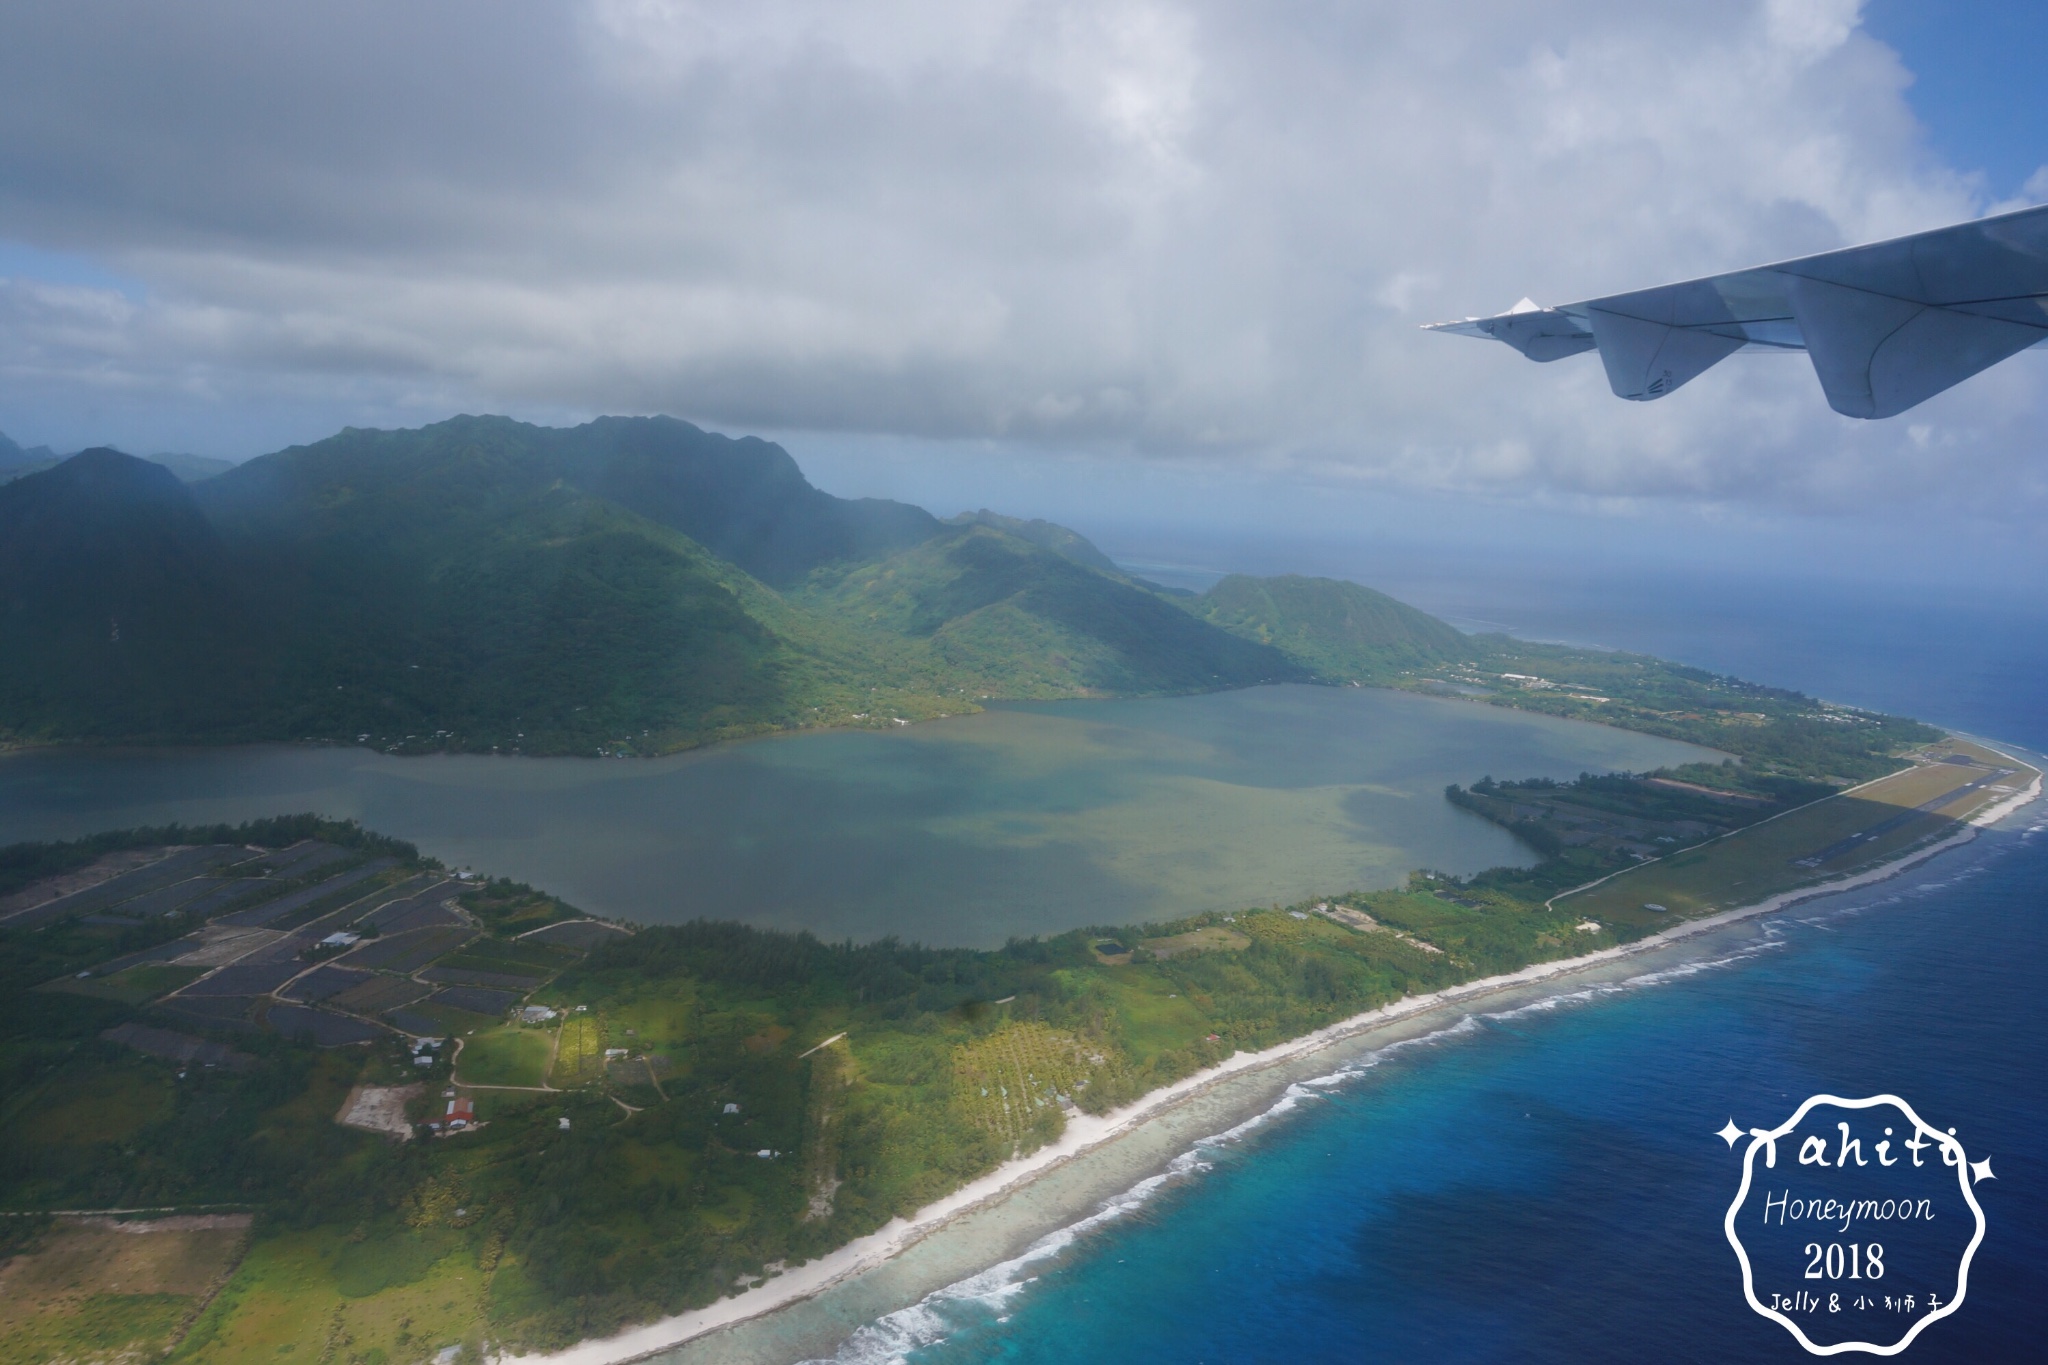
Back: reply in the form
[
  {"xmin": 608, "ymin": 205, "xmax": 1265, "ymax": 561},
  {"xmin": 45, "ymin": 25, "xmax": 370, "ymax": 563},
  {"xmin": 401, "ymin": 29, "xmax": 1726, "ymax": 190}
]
[
  {"xmin": 12, "ymin": 406, "xmax": 2047, "ymax": 611},
  {"xmin": 5, "ymin": 7, "xmax": 2046, "ymax": 1361},
  {"xmin": 6, "ymin": 3, "xmax": 2048, "ymax": 604}
]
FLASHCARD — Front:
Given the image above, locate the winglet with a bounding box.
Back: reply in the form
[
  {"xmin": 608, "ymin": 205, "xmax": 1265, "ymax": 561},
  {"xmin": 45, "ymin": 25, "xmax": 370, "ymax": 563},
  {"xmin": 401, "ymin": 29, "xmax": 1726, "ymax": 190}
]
[{"xmin": 1423, "ymin": 301, "xmax": 1596, "ymax": 363}]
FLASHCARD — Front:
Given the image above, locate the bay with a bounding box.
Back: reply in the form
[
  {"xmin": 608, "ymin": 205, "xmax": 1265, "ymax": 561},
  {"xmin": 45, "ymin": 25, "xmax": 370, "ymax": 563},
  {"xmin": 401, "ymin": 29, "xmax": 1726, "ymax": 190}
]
[
  {"xmin": 0, "ymin": 684, "xmax": 1713, "ymax": 947},
  {"xmin": 773, "ymin": 566, "xmax": 2048, "ymax": 1364}
]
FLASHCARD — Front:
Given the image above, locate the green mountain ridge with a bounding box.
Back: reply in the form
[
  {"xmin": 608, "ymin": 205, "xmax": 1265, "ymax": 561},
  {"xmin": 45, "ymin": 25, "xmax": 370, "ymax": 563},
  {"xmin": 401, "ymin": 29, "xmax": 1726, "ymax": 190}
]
[
  {"xmin": 0, "ymin": 415, "xmax": 1446, "ymax": 754},
  {"xmin": 807, "ymin": 523, "xmax": 1304, "ymax": 696},
  {"xmin": 943, "ymin": 508, "xmax": 1122, "ymax": 572},
  {"xmin": 0, "ymin": 414, "xmax": 1935, "ymax": 775},
  {"xmin": 0, "ymin": 449, "xmax": 265, "ymax": 739},
  {"xmin": 1192, "ymin": 573, "xmax": 1475, "ymax": 682}
]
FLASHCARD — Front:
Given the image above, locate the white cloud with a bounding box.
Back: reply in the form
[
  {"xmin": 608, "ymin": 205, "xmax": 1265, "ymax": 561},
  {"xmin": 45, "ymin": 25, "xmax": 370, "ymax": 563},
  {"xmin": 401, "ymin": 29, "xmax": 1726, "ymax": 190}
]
[{"xmin": 0, "ymin": 0, "xmax": 2037, "ymax": 518}]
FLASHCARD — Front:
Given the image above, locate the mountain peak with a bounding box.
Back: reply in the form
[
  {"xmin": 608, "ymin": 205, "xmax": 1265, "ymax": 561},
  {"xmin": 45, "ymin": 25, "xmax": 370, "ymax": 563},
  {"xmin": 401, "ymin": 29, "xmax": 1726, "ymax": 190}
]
[
  {"xmin": 944, "ymin": 510, "xmax": 1118, "ymax": 573},
  {"xmin": 1193, "ymin": 573, "xmax": 1474, "ymax": 682},
  {"xmin": 1, "ymin": 445, "xmax": 194, "ymax": 510},
  {"xmin": 52, "ymin": 444, "xmax": 182, "ymax": 483}
]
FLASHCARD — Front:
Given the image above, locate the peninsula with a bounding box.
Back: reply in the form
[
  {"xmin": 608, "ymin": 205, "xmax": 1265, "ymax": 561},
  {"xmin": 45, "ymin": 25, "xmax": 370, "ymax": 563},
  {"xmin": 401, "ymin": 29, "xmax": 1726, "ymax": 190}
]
[
  {"xmin": 0, "ymin": 724, "xmax": 2034, "ymax": 1361},
  {"xmin": 2, "ymin": 414, "xmax": 2032, "ymax": 1362}
]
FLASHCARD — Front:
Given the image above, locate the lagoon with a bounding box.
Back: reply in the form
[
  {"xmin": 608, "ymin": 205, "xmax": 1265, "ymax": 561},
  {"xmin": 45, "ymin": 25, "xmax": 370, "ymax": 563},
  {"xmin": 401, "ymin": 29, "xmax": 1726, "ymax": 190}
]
[{"xmin": 0, "ymin": 685, "xmax": 1716, "ymax": 946}]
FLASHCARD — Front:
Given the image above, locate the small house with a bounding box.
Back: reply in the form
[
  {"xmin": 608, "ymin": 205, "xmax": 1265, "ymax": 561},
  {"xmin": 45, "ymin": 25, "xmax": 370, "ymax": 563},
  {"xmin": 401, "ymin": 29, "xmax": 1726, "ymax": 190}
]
[{"xmin": 445, "ymin": 1097, "xmax": 476, "ymax": 1129}]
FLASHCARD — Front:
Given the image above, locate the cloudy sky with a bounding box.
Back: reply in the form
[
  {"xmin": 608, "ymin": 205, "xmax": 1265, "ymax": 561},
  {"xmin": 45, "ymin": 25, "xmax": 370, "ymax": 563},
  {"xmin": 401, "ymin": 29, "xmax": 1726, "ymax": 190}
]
[{"xmin": 3, "ymin": 0, "xmax": 2045, "ymax": 583}]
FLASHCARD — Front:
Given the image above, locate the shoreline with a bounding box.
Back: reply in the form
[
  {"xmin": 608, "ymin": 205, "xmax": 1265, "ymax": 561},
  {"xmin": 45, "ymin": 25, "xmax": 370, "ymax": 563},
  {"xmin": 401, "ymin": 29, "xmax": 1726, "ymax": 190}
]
[{"xmin": 509, "ymin": 758, "xmax": 2044, "ymax": 1365}]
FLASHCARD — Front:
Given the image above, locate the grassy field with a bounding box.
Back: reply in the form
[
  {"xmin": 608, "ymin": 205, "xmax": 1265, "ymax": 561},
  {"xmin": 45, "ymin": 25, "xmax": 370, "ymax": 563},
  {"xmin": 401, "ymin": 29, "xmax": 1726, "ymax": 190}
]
[
  {"xmin": 173, "ymin": 1224, "xmax": 490, "ymax": 1365},
  {"xmin": 456, "ymin": 1026, "xmax": 554, "ymax": 1089},
  {"xmin": 0, "ymin": 1216, "xmax": 248, "ymax": 1365},
  {"xmin": 1095, "ymin": 973, "xmax": 1214, "ymax": 1063},
  {"xmin": 42, "ymin": 962, "xmax": 208, "ymax": 1005},
  {"xmin": 593, "ymin": 990, "xmax": 696, "ymax": 1057},
  {"xmin": 438, "ymin": 938, "xmax": 579, "ymax": 976},
  {"xmin": 1563, "ymin": 740, "xmax": 2037, "ymax": 929},
  {"xmin": 9, "ymin": 1062, "xmax": 176, "ymax": 1153},
  {"xmin": 1139, "ymin": 925, "xmax": 1249, "ymax": 960}
]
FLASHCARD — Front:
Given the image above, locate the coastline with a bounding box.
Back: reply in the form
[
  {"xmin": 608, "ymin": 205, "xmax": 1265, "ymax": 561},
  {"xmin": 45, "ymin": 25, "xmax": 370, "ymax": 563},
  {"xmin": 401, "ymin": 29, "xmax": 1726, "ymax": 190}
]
[{"xmin": 509, "ymin": 759, "xmax": 2043, "ymax": 1365}]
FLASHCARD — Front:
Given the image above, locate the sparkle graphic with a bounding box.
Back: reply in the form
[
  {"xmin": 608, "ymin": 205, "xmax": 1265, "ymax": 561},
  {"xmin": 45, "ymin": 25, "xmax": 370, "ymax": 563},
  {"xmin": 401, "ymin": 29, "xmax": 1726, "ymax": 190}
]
[{"xmin": 1717, "ymin": 1119, "xmax": 1745, "ymax": 1148}]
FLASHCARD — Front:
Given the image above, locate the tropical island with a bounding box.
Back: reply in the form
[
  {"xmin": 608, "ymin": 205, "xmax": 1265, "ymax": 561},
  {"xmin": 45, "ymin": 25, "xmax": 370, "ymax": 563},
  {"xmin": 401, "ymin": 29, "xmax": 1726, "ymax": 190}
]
[
  {"xmin": 1, "ymin": 417, "xmax": 2041, "ymax": 1363},
  {"xmin": 0, "ymin": 736, "xmax": 2034, "ymax": 1360},
  {"xmin": 0, "ymin": 413, "xmax": 1949, "ymax": 767}
]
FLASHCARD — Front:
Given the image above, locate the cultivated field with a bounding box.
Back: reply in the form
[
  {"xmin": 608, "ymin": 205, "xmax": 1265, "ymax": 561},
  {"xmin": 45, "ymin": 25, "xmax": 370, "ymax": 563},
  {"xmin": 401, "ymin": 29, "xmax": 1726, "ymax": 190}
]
[
  {"xmin": 552, "ymin": 1014, "xmax": 606, "ymax": 1085},
  {"xmin": 952, "ymin": 1022, "xmax": 1095, "ymax": 1145},
  {"xmin": 0, "ymin": 1215, "xmax": 249, "ymax": 1365}
]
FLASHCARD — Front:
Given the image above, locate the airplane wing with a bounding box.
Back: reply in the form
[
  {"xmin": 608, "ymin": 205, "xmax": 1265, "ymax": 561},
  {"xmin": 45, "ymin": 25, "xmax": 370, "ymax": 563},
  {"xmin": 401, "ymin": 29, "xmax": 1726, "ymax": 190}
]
[{"xmin": 1426, "ymin": 203, "xmax": 2048, "ymax": 418}]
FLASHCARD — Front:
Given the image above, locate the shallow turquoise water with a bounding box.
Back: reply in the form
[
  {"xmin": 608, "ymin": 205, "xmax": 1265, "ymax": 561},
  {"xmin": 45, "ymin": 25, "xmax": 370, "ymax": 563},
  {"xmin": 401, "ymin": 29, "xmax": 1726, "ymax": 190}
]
[
  {"xmin": 0, "ymin": 684, "xmax": 1714, "ymax": 946},
  {"xmin": 788, "ymin": 573, "xmax": 2048, "ymax": 1363},
  {"xmin": 812, "ymin": 812, "xmax": 2048, "ymax": 1364}
]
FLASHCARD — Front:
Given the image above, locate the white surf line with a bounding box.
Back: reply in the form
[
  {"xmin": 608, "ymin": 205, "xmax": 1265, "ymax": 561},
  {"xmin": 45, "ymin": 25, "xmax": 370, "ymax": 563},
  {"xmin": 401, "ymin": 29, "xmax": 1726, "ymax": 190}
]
[{"xmin": 504, "ymin": 768, "xmax": 2044, "ymax": 1365}]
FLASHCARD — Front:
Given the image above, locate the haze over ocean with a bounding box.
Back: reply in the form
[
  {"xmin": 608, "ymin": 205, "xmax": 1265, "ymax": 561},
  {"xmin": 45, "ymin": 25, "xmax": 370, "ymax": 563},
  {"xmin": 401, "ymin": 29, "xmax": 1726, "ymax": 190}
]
[
  {"xmin": 1102, "ymin": 538, "xmax": 2048, "ymax": 753},
  {"xmin": 808, "ymin": 565, "xmax": 2048, "ymax": 1365},
  {"xmin": 8, "ymin": 4, "xmax": 2048, "ymax": 1362}
]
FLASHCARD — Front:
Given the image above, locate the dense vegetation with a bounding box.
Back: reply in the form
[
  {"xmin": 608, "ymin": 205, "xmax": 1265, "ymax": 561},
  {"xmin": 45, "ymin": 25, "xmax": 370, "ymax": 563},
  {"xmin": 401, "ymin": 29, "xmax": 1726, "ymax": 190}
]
[
  {"xmin": 0, "ymin": 665, "xmax": 1959, "ymax": 1356},
  {"xmin": 0, "ymin": 413, "xmax": 1987, "ymax": 1365},
  {"xmin": 805, "ymin": 525, "xmax": 1301, "ymax": 696},
  {"xmin": 1192, "ymin": 573, "xmax": 1474, "ymax": 681},
  {"xmin": 0, "ymin": 418, "xmax": 1324, "ymax": 755},
  {"xmin": 1, "ymin": 414, "xmax": 1942, "ymax": 783},
  {"xmin": 1421, "ymin": 637, "xmax": 1942, "ymax": 784},
  {"xmin": 0, "ymin": 821, "xmax": 1619, "ymax": 1354}
]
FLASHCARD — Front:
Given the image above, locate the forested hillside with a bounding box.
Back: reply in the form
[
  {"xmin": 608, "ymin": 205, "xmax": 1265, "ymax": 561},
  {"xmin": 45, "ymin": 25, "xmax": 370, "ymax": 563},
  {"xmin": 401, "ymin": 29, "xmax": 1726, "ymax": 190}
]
[
  {"xmin": 0, "ymin": 418, "xmax": 1310, "ymax": 753},
  {"xmin": 0, "ymin": 414, "xmax": 1943, "ymax": 778},
  {"xmin": 803, "ymin": 524, "xmax": 1302, "ymax": 696},
  {"xmin": 1191, "ymin": 573, "xmax": 1475, "ymax": 681}
]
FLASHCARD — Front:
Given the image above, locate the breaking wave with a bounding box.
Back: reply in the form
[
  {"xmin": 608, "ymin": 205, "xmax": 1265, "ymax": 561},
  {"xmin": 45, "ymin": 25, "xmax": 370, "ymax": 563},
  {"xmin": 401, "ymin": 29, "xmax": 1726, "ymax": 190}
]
[{"xmin": 805, "ymin": 920, "xmax": 1810, "ymax": 1363}]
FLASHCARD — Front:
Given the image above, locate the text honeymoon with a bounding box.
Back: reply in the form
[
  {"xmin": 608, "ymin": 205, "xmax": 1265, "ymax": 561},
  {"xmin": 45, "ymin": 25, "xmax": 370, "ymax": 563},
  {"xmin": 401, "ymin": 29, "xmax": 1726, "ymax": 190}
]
[{"xmin": 1759, "ymin": 1191, "xmax": 1935, "ymax": 1232}]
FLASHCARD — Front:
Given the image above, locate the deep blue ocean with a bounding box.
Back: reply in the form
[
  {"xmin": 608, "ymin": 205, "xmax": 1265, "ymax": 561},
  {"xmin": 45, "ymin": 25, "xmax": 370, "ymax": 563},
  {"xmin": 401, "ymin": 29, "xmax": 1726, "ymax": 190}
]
[{"xmin": 827, "ymin": 572, "xmax": 2048, "ymax": 1364}]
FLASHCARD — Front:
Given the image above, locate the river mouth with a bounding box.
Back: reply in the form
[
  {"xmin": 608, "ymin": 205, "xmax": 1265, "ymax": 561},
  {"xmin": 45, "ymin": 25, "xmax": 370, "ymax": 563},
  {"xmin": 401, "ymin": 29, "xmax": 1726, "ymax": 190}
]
[{"xmin": 0, "ymin": 685, "xmax": 1718, "ymax": 947}]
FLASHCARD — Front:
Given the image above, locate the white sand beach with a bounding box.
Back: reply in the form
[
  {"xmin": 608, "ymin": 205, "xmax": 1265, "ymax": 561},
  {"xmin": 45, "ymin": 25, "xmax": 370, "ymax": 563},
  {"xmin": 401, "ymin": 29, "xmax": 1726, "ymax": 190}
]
[{"xmin": 509, "ymin": 760, "xmax": 2043, "ymax": 1365}]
